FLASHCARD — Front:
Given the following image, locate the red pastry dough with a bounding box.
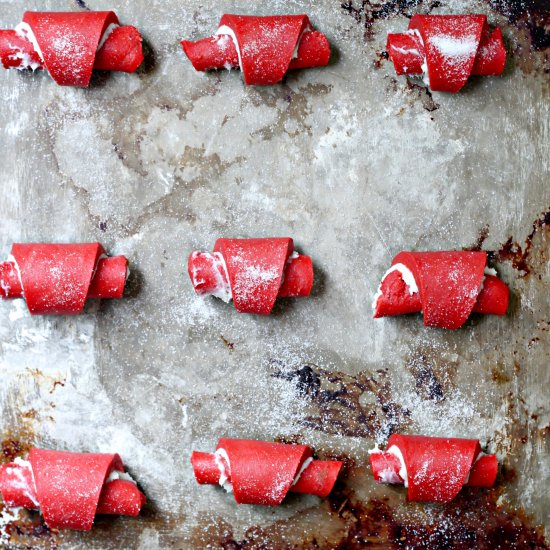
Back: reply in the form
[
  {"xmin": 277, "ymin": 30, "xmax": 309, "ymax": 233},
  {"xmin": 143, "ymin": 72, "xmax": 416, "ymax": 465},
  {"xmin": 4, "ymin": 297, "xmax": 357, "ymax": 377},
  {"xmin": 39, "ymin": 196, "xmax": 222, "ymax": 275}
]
[
  {"xmin": 0, "ymin": 11, "xmax": 143, "ymax": 86},
  {"xmin": 188, "ymin": 238, "xmax": 314, "ymax": 314},
  {"xmin": 0, "ymin": 449, "xmax": 146, "ymax": 530},
  {"xmin": 372, "ymin": 251, "xmax": 509, "ymax": 329},
  {"xmin": 0, "ymin": 243, "xmax": 128, "ymax": 315},
  {"xmin": 191, "ymin": 438, "xmax": 342, "ymax": 505},
  {"xmin": 386, "ymin": 15, "xmax": 506, "ymax": 92},
  {"xmin": 181, "ymin": 15, "xmax": 330, "ymax": 85},
  {"xmin": 370, "ymin": 434, "xmax": 498, "ymax": 503}
]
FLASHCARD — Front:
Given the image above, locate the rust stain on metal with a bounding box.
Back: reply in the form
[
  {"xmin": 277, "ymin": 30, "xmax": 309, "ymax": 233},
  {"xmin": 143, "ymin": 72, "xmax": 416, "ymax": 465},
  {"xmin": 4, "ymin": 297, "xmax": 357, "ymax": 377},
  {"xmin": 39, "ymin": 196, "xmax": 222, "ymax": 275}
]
[
  {"xmin": 326, "ymin": 485, "xmax": 549, "ymax": 549},
  {"xmin": 405, "ymin": 81, "xmax": 440, "ymax": 111},
  {"xmin": 189, "ymin": 480, "xmax": 549, "ymax": 549},
  {"xmin": 0, "ymin": 504, "xmax": 57, "ymax": 550},
  {"xmin": 373, "ymin": 49, "xmax": 389, "ymax": 69},
  {"xmin": 491, "ymin": 207, "xmax": 550, "ymax": 276},
  {"xmin": 340, "ymin": 0, "xmax": 435, "ymax": 41},
  {"xmin": 1, "ymin": 427, "xmax": 34, "ymax": 464},
  {"xmin": 272, "ymin": 363, "xmax": 410, "ymax": 440},
  {"xmin": 220, "ymin": 335, "xmax": 235, "ymax": 351},
  {"xmin": 488, "ymin": 0, "xmax": 550, "ymax": 52},
  {"xmin": 405, "ymin": 348, "xmax": 450, "ymax": 402},
  {"xmin": 491, "ymin": 362, "xmax": 512, "ymax": 384},
  {"xmin": 465, "ymin": 224, "xmax": 491, "ymax": 252}
]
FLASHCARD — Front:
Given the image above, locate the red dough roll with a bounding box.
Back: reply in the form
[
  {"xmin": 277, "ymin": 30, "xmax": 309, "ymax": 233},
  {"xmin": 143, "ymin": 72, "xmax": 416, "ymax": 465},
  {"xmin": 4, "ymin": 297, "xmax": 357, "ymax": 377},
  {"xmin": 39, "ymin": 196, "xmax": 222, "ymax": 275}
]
[
  {"xmin": 0, "ymin": 243, "xmax": 128, "ymax": 315},
  {"xmin": 372, "ymin": 251, "xmax": 509, "ymax": 329},
  {"xmin": 386, "ymin": 15, "xmax": 506, "ymax": 92},
  {"xmin": 370, "ymin": 434, "xmax": 498, "ymax": 503},
  {"xmin": 0, "ymin": 449, "xmax": 146, "ymax": 530},
  {"xmin": 191, "ymin": 438, "xmax": 342, "ymax": 505},
  {"xmin": 181, "ymin": 15, "xmax": 330, "ymax": 85},
  {"xmin": 188, "ymin": 238, "xmax": 314, "ymax": 315},
  {"xmin": 0, "ymin": 11, "xmax": 144, "ymax": 86}
]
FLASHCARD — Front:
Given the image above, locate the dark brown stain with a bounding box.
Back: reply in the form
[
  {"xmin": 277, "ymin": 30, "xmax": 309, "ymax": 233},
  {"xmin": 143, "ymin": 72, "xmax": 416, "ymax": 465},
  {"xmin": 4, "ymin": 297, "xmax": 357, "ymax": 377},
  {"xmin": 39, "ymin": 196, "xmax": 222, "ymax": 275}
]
[
  {"xmin": 406, "ymin": 352, "xmax": 445, "ymax": 402},
  {"xmin": 405, "ymin": 80, "xmax": 440, "ymax": 111},
  {"xmin": 49, "ymin": 380, "xmax": 65, "ymax": 394},
  {"xmin": 1, "ymin": 427, "xmax": 34, "ymax": 464},
  {"xmin": 73, "ymin": 0, "xmax": 90, "ymax": 10},
  {"xmin": 373, "ymin": 49, "xmax": 389, "ymax": 69},
  {"xmin": 383, "ymin": 75, "xmax": 439, "ymax": 114},
  {"xmin": 341, "ymin": 0, "xmax": 438, "ymax": 41},
  {"xmin": 528, "ymin": 336, "xmax": 540, "ymax": 348},
  {"xmin": 272, "ymin": 363, "xmax": 410, "ymax": 440},
  {"xmin": 465, "ymin": 224, "xmax": 491, "ymax": 252},
  {"xmin": 491, "ymin": 362, "xmax": 512, "ymax": 384},
  {"xmin": 220, "ymin": 335, "xmax": 235, "ymax": 351},
  {"xmin": 0, "ymin": 505, "xmax": 57, "ymax": 549},
  {"xmin": 327, "ymin": 485, "xmax": 549, "ymax": 550},
  {"xmin": 488, "ymin": 0, "xmax": 550, "ymax": 51},
  {"xmin": 490, "ymin": 207, "xmax": 550, "ymax": 277},
  {"xmin": 189, "ymin": 480, "xmax": 548, "ymax": 549}
]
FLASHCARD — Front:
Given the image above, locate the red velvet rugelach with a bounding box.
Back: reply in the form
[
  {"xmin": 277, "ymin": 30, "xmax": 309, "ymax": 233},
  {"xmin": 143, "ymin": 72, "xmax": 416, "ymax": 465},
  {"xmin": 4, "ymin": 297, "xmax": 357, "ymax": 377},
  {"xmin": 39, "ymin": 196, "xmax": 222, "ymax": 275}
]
[
  {"xmin": 181, "ymin": 15, "xmax": 330, "ymax": 85},
  {"xmin": 373, "ymin": 250, "xmax": 509, "ymax": 329},
  {"xmin": 386, "ymin": 15, "xmax": 506, "ymax": 92},
  {"xmin": 192, "ymin": 438, "xmax": 342, "ymax": 505},
  {"xmin": 370, "ymin": 434, "xmax": 498, "ymax": 503},
  {"xmin": 0, "ymin": 449, "xmax": 146, "ymax": 531},
  {"xmin": 0, "ymin": 11, "xmax": 143, "ymax": 86},
  {"xmin": 0, "ymin": 243, "xmax": 128, "ymax": 315},
  {"xmin": 188, "ymin": 238, "xmax": 314, "ymax": 314}
]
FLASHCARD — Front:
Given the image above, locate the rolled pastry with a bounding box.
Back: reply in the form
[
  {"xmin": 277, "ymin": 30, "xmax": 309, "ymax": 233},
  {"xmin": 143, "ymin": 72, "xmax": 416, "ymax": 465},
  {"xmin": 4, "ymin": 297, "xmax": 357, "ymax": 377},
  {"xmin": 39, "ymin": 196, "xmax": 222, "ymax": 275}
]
[
  {"xmin": 192, "ymin": 438, "xmax": 342, "ymax": 505},
  {"xmin": 387, "ymin": 15, "xmax": 506, "ymax": 92},
  {"xmin": 372, "ymin": 251, "xmax": 509, "ymax": 329},
  {"xmin": 369, "ymin": 434, "xmax": 498, "ymax": 503},
  {"xmin": 0, "ymin": 11, "xmax": 143, "ymax": 86},
  {"xmin": 188, "ymin": 238, "xmax": 314, "ymax": 315},
  {"xmin": 0, "ymin": 449, "xmax": 146, "ymax": 530},
  {"xmin": 0, "ymin": 243, "xmax": 128, "ymax": 315},
  {"xmin": 181, "ymin": 15, "xmax": 330, "ymax": 85}
]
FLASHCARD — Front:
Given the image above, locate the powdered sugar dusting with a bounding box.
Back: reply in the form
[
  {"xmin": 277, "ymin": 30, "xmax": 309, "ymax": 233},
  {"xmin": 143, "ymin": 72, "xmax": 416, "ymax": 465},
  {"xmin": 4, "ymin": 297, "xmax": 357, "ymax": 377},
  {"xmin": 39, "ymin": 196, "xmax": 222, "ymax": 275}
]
[
  {"xmin": 429, "ymin": 34, "xmax": 477, "ymax": 61},
  {"xmin": 0, "ymin": 0, "xmax": 548, "ymax": 545}
]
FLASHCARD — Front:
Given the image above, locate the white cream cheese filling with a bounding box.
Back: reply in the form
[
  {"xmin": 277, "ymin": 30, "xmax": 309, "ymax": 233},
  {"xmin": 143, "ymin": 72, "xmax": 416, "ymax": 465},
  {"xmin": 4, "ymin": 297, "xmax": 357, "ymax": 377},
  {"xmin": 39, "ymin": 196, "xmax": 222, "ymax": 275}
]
[
  {"xmin": 213, "ymin": 253, "xmax": 232, "ymax": 302},
  {"xmin": 8, "ymin": 50, "xmax": 42, "ymax": 71},
  {"xmin": 386, "ymin": 445, "xmax": 408, "ymax": 487},
  {"xmin": 4, "ymin": 254, "xmax": 23, "ymax": 296},
  {"xmin": 368, "ymin": 445, "xmax": 405, "ymax": 485},
  {"xmin": 213, "ymin": 449, "xmax": 314, "ymax": 493},
  {"xmin": 291, "ymin": 456, "xmax": 313, "ymax": 486},
  {"xmin": 291, "ymin": 25, "xmax": 312, "ymax": 59},
  {"xmin": 214, "ymin": 448, "xmax": 234, "ymax": 493},
  {"xmin": 190, "ymin": 251, "xmax": 232, "ymax": 303},
  {"xmin": 97, "ymin": 23, "xmax": 119, "ymax": 51},
  {"xmin": 463, "ymin": 451, "xmax": 487, "ymax": 485},
  {"xmin": 8, "ymin": 458, "xmax": 39, "ymax": 507},
  {"xmin": 215, "ymin": 25, "xmax": 243, "ymax": 72},
  {"xmin": 480, "ymin": 266, "xmax": 498, "ymax": 291},
  {"xmin": 106, "ymin": 469, "xmax": 137, "ymax": 484},
  {"xmin": 372, "ymin": 263, "xmax": 418, "ymax": 310},
  {"xmin": 404, "ymin": 28, "xmax": 429, "ymax": 86},
  {"xmin": 216, "ymin": 24, "xmax": 311, "ymax": 69},
  {"xmin": 14, "ymin": 23, "xmax": 44, "ymax": 62}
]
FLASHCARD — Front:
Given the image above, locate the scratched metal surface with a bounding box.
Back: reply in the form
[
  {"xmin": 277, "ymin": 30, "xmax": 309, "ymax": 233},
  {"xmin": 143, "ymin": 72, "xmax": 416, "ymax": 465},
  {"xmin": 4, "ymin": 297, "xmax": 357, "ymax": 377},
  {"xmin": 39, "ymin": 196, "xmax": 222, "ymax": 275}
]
[{"xmin": 0, "ymin": 0, "xmax": 549, "ymax": 548}]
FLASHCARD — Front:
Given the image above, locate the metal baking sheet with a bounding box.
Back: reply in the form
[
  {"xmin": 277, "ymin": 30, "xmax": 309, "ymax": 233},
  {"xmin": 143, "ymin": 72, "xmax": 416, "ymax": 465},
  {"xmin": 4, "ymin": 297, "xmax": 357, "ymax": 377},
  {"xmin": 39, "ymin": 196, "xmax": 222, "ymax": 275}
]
[{"xmin": 0, "ymin": 0, "xmax": 549, "ymax": 548}]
